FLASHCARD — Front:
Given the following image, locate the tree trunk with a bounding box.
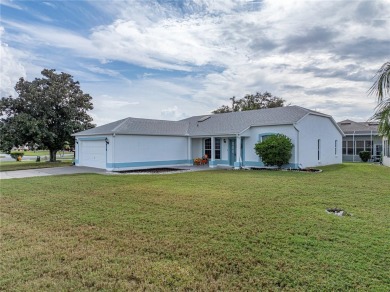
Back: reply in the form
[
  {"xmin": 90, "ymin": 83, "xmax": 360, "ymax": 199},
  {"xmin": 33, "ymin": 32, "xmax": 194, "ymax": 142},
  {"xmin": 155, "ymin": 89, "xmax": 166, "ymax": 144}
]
[{"xmin": 49, "ymin": 149, "xmax": 57, "ymax": 162}]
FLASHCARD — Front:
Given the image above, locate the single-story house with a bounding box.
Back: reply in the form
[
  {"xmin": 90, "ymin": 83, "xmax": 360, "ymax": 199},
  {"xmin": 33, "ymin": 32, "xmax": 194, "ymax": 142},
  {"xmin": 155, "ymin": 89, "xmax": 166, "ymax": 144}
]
[
  {"xmin": 337, "ymin": 120, "xmax": 382, "ymax": 162},
  {"xmin": 73, "ymin": 106, "xmax": 343, "ymax": 171}
]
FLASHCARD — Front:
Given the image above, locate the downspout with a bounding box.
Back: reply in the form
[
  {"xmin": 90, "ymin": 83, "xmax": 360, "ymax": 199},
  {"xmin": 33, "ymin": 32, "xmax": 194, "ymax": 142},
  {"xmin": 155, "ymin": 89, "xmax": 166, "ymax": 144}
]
[
  {"xmin": 76, "ymin": 138, "xmax": 79, "ymax": 164},
  {"xmin": 370, "ymin": 130, "xmax": 373, "ymax": 156},
  {"xmin": 112, "ymin": 133, "xmax": 116, "ymax": 170},
  {"xmin": 293, "ymin": 124, "xmax": 300, "ymax": 169},
  {"xmin": 352, "ymin": 131, "xmax": 355, "ymax": 162}
]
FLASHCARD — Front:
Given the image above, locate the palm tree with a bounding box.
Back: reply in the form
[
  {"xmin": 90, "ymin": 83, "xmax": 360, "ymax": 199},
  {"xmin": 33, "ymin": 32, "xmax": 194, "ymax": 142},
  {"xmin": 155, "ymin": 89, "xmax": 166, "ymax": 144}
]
[{"xmin": 370, "ymin": 62, "xmax": 390, "ymax": 138}]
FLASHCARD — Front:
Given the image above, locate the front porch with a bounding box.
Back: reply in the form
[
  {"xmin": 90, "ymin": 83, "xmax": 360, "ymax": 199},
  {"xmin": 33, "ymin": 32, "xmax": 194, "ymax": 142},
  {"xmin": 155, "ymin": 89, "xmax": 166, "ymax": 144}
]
[{"xmin": 189, "ymin": 136, "xmax": 245, "ymax": 169}]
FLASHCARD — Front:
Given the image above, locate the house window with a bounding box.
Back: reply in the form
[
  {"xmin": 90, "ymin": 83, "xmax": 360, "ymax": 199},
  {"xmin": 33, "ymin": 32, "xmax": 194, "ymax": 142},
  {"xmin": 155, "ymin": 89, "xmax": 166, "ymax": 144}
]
[
  {"xmin": 384, "ymin": 139, "xmax": 389, "ymax": 157},
  {"xmin": 261, "ymin": 135, "xmax": 272, "ymax": 142},
  {"xmin": 387, "ymin": 140, "xmax": 390, "ymax": 158},
  {"xmin": 335, "ymin": 140, "xmax": 337, "ymax": 155},
  {"xmin": 355, "ymin": 141, "xmax": 364, "ymax": 155},
  {"xmin": 365, "ymin": 140, "xmax": 373, "ymax": 154},
  {"xmin": 317, "ymin": 139, "xmax": 321, "ymax": 160},
  {"xmin": 347, "ymin": 141, "xmax": 354, "ymax": 155},
  {"xmin": 204, "ymin": 138, "xmax": 220, "ymax": 159},
  {"xmin": 215, "ymin": 138, "xmax": 221, "ymax": 159},
  {"xmin": 205, "ymin": 139, "xmax": 211, "ymax": 158}
]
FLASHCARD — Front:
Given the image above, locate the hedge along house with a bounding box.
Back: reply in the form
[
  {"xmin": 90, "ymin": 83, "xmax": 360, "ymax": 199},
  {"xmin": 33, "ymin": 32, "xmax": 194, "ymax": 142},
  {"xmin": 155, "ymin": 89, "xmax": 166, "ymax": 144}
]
[
  {"xmin": 73, "ymin": 106, "xmax": 343, "ymax": 171},
  {"xmin": 337, "ymin": 120, "xmax": 382, "ymax": 162}
]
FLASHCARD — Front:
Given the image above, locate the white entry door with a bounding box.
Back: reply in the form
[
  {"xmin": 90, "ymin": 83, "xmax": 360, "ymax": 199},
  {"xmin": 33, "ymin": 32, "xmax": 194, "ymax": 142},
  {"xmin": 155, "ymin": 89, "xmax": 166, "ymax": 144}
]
[{"xmin": 79, "ymin": 140, "xmax": 106, "ymax": 169}]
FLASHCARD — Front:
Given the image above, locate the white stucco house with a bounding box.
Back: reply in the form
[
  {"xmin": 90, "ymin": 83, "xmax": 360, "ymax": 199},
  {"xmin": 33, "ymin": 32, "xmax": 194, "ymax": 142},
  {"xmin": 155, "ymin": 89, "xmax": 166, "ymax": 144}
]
[{"xmin": 73, "ymin": 106, "xmax": 343, "ymax": 171}]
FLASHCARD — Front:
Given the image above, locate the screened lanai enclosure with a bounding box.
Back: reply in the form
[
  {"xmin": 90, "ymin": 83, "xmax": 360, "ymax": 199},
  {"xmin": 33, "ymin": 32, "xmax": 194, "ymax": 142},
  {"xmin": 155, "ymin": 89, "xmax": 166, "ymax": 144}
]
[{"xmin": 338, "ymin": 120, "xmax": 383, "ymax": 162}]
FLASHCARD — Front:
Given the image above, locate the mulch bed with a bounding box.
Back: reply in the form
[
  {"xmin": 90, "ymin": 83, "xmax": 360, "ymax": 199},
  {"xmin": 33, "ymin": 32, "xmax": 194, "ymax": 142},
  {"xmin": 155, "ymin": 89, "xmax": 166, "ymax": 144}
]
[
  {"xmin": 249, "ymin": 167, "xmax": 322, "ymax": 173},
  {"xmin": 115, "ymin": 168, "xmax": 188, "ymax": 174}
]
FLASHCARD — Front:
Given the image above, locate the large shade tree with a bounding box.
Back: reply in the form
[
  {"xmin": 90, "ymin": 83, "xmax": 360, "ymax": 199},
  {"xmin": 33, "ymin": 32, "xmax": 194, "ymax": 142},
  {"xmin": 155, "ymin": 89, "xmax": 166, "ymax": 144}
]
[
  {"xmin": 212, "ymin": 92, "xmax": 285, "ymax": 114},
  {"xmin": 0, "ymin": 69, "xmax": 95, "ymax": 161},
  {"xmin": 370, "ymin": 61, "xmax": 390, "ymax": 138}
]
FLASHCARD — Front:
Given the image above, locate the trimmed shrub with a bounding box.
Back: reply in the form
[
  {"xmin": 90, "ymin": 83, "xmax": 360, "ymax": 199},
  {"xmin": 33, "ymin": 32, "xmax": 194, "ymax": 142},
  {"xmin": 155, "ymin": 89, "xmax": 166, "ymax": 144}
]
[
  {"xmin": 10, "ymin": 151, "xmax": 24, "ymax": 161},
  {"xmin": 254, "ymin": 134, "xmax": 293, "ymax": 168},
  {"xmin": 359, "ymin": 151, "xmax": 371, "ymax": 162}
]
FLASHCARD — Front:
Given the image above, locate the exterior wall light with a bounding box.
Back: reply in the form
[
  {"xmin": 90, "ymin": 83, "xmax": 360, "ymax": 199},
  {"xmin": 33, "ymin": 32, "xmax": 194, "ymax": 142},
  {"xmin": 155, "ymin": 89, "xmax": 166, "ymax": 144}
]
[{"xmin": 105, "ymin": 137, "xmax": 109, "ymax": 144}]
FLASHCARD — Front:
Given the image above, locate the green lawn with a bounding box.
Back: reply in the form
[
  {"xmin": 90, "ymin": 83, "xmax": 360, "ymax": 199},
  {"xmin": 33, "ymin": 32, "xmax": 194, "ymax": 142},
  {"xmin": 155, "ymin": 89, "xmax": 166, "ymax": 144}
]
[
  {"xmin": 20, "ymin": 150, "xmax": 51, "ymax": 156},
  {"xmin": 1, "ymin": 164, "xmax": 389, "ymax": 290},
  {"xmin": 0, "ymin": 160, "xmax": 73, "ymax": 171}
]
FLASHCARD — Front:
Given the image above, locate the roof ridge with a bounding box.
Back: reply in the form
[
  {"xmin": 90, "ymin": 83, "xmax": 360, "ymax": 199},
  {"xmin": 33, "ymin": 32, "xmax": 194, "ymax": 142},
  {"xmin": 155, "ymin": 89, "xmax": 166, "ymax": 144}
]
[{"xmin": 112, "ymin": 117, "xmax": 131, "ymax": 133}]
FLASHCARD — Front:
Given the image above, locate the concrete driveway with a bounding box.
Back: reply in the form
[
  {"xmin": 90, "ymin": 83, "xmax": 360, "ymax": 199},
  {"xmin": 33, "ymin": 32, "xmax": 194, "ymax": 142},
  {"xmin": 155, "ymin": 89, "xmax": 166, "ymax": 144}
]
[{"xmin": 0, "ymin": 166, "xmax": 106, "ymax": 180}]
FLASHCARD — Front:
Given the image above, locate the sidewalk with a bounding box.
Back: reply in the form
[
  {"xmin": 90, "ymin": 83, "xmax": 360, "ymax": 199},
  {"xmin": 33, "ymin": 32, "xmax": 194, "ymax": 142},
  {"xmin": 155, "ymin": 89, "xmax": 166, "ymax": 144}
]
[{"xmin": 0, "ymin": 166, "xmax": 106, "ymax": 180}]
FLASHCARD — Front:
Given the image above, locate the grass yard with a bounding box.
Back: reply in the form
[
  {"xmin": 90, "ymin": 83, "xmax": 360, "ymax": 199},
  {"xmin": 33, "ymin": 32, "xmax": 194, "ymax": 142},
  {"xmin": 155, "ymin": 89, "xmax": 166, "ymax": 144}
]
[
  {"xmin": 0, "ymin": 160, "xmax": 73, "ymax": 171},
  {"xmin": 1, "ymin": 163, "xmax": 389, "ymax": 290},
  {"xmin": 21, "ymin": 150, "xmax": 73, "ymax": 156},
  {"xmin": 20, "ymin": 150, "xmax": 51, "ymax": 156}
]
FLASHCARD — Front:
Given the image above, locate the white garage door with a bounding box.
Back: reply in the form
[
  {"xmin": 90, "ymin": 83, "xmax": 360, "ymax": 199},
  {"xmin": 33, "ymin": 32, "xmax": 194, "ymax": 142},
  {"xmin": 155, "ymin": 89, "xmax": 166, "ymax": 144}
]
[{"xmin": 79, "ymin": 140, "xmax": 106, "ymax": 169}]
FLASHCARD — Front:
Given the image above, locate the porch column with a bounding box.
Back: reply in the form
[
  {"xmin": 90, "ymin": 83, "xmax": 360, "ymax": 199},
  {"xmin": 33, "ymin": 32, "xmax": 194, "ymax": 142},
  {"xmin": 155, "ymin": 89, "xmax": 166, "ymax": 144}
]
[
  {"xmin": 234, "ymin": 135, "xmax": 241, "ymax": 169},
  {"xmin": 187, "ymin": 137, "xmax": 192, "ymax": 165},
  {"xmin": 210, "ymin": 136, "xmax": 216, "ymax": 168}
]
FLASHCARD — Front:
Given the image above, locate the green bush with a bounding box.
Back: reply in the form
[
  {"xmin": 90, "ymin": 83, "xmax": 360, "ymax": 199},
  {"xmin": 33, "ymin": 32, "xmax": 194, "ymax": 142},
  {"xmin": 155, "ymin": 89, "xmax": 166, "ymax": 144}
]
[
  {"xmin": 359, "ymin": 151, "xmax": 371, "ymax": 162},
  {"xmin": 10, "ymin": 151, "xmax": 24, "ymax": 161},
  {"xmin": 254, "ymin": 134, "xmax": 293, "ymax": 168}
]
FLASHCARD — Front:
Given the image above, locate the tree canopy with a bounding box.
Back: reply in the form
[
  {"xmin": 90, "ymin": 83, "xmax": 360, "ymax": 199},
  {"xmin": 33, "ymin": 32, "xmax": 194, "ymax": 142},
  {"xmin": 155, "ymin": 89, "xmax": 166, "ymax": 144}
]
[
  {"xmin": 0, "ymin": 69, "xmax": 95, "ymax": 161},
  {"xmin": 212, "ymin": 92, "xmax": 285, "ymax": 114},
  {"xmin": 370, "ymin": 61, "xmax": 390, "ymax": 138}
]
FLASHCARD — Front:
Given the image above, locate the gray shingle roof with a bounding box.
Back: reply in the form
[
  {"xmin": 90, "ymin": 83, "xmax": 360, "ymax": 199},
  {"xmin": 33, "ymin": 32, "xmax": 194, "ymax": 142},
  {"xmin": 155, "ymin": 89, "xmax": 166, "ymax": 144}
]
[
  {"xmin": 73, "ymin": 106, "xmax": 334, "ymax": 137},
  {"xmin": 183, "ymin": 106, "xmax": 315, "ymax": 136},
  {"xmin": 337, "ymin": 119, "xmax": 379, "ymax": 135},
  {"xmin": 74, "ymin": 117, "xmax": 189, "ymax": 136}
]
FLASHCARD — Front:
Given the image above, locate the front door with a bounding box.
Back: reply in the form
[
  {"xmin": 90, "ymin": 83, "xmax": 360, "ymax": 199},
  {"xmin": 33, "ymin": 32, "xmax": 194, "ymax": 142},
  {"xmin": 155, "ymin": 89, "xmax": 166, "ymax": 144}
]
[{"xmin": 229, "ymin": 139, "xmax": 236, "ymax": 166}]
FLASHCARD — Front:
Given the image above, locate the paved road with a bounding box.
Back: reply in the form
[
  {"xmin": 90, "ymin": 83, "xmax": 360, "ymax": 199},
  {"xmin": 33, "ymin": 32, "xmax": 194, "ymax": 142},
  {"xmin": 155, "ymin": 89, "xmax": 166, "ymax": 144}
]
[{"xmin": 0, "ymin": 166, "xmax": 106, "ymax": 180}]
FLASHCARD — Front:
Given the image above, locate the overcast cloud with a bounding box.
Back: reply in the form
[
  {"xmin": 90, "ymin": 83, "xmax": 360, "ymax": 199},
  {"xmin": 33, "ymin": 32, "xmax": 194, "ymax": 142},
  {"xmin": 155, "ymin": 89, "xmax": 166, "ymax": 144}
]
[{"xmin": 1, "ymin": 0, "xmax": 389, "ymax": 125}]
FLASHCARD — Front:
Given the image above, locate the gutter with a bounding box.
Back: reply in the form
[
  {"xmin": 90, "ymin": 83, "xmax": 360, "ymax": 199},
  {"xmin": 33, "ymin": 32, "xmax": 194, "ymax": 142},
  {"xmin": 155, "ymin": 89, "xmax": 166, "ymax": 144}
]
[
  {"xmin": 352, "ymin": 131, "xmax": 355, "ymax": 162},
  {"xmin": 293, "ymin": 123, "xmax": 300, "ymax": 168}
]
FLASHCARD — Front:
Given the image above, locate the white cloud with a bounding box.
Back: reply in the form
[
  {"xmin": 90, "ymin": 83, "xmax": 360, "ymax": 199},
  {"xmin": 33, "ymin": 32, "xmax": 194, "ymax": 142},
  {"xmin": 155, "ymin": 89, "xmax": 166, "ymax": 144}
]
[
  {"xmin": 3, "ymin": 20, "xmax": 97, "ymax": 55},
  {"xmin": 0, "ymin": 28, "xmax": 26, "ymax": 97},
  {"xmin": 161, "ymin": 105, "xmax": 187, "ymax": 120},
  {"xmin": 2, "ymin": 0, "xmax": 389, "ymax": 124},
  {"xmin": 0, "ymin": 0, "xmax": 23, "ymax": 10},
  {"xmin": 87, "ymin": 0, "xmax": 389, "ymax": 122}
]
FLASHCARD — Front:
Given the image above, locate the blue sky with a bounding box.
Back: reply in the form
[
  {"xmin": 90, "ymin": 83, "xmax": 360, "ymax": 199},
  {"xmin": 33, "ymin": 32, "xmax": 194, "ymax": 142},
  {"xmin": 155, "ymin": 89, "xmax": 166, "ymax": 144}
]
[{"xmin": 1, "ymin": 0, "xmax": 389, "ymax": 125}]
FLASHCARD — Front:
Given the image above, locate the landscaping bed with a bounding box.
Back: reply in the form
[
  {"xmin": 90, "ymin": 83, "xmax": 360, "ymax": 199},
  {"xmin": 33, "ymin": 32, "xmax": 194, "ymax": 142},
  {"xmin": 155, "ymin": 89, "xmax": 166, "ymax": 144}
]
[
  {"xmin": 249, "ymin": 167, "xmax": 322, "ymax": 172},
  {"xmin": 115, "ymin": 167, "xmax": 189, "ymax": 174}
]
